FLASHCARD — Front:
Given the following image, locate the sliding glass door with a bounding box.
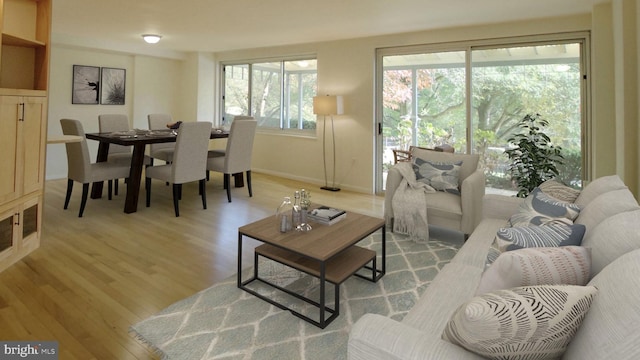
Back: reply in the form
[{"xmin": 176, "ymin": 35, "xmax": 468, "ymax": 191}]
[{"xmin": 376, "ymin": 35, "xmax": 588, "ymax": 193}]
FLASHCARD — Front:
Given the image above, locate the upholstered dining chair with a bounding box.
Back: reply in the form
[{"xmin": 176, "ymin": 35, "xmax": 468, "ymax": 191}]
[
  {"xmin": 208, "ymin": 115, "xmax": 254, "ymax": 158},
  {"xmin": 98, "ymin": 114, "xmax": 132, "ymax": 195},
  {"xmin": 60, "ymin": 119, "xmax": 131, "ymax": 217},
  {"xmin": 147, "ymin": 113, "xmax": 175, "ymax": 165},
  {"xmin": 207, "ymin": 119, "xmax": 257, "ymax": 202},
  {"xmin": 145, "ymin": 121, "xmax": 212, "ymax": 217}
]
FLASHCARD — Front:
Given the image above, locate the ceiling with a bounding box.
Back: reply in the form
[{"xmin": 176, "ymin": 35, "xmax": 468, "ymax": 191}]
[{"xmin": 52, "ymin": 0, "xmax": 602, "ymax": 58}]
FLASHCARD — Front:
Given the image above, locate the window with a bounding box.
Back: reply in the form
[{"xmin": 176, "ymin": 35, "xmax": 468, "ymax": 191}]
[
  {"xmin": 377, "ymin": 34, "xmax": 588, "ymax": 194},
  {"xmin": 222, "ymin": 58, "xmax": 317, "ymax": 131}
]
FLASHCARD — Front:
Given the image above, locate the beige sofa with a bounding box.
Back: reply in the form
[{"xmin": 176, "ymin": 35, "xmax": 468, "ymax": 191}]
[{"xmin": 349, "ymin": 175, "xmax": 640, "ymax": 359}]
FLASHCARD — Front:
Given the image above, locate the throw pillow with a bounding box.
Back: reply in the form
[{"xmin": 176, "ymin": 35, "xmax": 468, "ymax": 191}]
[
  {"xmin": 508, "ymin": 211, "xmax": 574, "ymax": 228},
  {"xmin": 485, "ymin": 223, "xmax": 586, "ymax": 267},
  {"xmin": 494, "ymin": 223, "xmax": 586, "ymax": 252},
  {"xmin": 539, "ymin": 179, "xmax": 581, "ymax": 203},
  {"xmin": 476, "ymin": 246, "xmax": 591, "ymax": 295},
  {"xmin": 519, "ymin": 187, "xmax": 582, "ymax": 221},
  {"xmin": 442, "ymin": 285, "xmax": 598, "ymax": 360},
  {"xmin": 412, "ymin": 157, "xmax": 462, "ymax": 195}
]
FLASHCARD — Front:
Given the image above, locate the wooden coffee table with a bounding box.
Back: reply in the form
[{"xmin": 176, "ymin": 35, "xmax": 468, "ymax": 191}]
[{"xmin": 237, "ymin": 209, "xmax": 385, "ymax": 328}]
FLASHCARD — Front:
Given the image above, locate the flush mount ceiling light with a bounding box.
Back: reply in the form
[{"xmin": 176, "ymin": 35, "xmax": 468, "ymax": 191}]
[{"xmin": 142, "ymin": 34, "xmax": 162, "ymax": 44}]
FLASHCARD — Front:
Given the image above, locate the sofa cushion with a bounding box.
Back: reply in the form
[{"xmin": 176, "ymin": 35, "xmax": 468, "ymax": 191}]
[
  {"xmin": 519, "ymin": 187, "xmax": 582, "ymax": 221},
  {"xmin": 413, "ymin": 158, "xmax": 462, "ymax": 195},
  {"xmin": 476, "ymin": 246, "xmax": 591, "ymax": 295},
  {"xmin": 581, "ymin": 209, "xmax": 640, "ymax": 276},
  {"xmin": 574, "ymin": 188, "xmax": 640, "ymax": 232},
  {"xmin": 411, "ymin": 148, "xmax": 479, "ymax": 186},
  {"xmin": 442, "ymin": 285, "xmax": 597, "ymax": 360},
  {"xmin": 574, "ymin": 175, "xmax": 627, "ymax": 207},
  {"xmin": 539, "ymin": 179, "xmax": 581, "ymax": 203},
  {"xmin": 562, "ymin": 249, "xmax": 640, "ymax": 360}
]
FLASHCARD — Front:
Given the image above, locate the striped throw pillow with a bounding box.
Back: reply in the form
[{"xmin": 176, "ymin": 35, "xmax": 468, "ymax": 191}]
[{"xmin": 476, "ymin": 246, "xmax": 591, "ymax": 295}]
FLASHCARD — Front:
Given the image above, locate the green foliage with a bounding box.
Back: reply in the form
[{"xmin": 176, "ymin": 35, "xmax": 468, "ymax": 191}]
[
  {"xmin": 555, "ymin": 148, "xmax": 582, "ymax": 189},
  {"xmin": 504, "ymin": 113, "xmax": 564, "ymax": 197}
]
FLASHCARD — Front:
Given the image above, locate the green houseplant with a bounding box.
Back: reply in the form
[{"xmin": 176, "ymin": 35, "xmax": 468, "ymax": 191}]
[{"xmin": 505, "ymin": 113, "xmax": 564, "ymax": 197}]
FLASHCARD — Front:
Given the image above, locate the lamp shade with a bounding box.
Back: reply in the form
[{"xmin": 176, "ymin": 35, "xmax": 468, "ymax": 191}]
[{"xmin": 313, "ymin": 95, "xmax": 344, "ymax": 115}]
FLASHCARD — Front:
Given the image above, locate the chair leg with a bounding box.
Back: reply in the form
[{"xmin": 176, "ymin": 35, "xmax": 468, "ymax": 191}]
[
  {"xmin": 224, "ymin": 174, "xmax": 231, "ymax": 202},
  {"xmin": 79, "ymin": 183, "xmax": 89, "ymax": 217},
  {"xmin": 246, "ymin": 170, "xmax": 252, "ymax": 197},
  {"xmin": 200, "ymin": 179, "xmax": 207, "ymax": 210},
  {"xmin": 173, "ymin": 184, "xmax": 181, "ymax": 217},
  {"xmin": 64, "ymin": 179, "xmax": 73, "ymax": 209},
  {"xmin": 114, "ymin": 179, "xmax": 119, "ymax": 195},
  {"xmin": 206, "ymin": 170, "xmax": 209, "ymax": 181},
  {"xmin": 108, "ymin": 180, "xmax": 113, "ymax": 200},
  {"xmin": 145, "ymin": 177, "xmax": 152, "ymax": 207}
]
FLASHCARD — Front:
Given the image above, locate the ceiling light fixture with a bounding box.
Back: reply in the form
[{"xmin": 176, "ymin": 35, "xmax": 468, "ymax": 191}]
[{"xmin": 142, "ymin": 34, "xmax": 162, "ymax": 44}]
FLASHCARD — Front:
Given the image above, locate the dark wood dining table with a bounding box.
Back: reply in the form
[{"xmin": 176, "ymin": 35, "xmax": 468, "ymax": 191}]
[{"xmin": 86, "ymin": 128, "xmax": 229, "ymax": 214}]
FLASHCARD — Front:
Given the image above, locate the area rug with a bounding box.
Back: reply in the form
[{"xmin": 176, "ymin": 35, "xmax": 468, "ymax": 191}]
[{"xmin": 130, "ymin": 230, "xmax": 461, "ymax": 360}]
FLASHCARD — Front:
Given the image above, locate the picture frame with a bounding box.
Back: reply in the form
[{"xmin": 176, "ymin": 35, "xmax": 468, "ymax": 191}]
[
  {"xmin": 100, "ymin": 67, "xmax": 126, "ymax": 105},
  {"xmin": 72, "ymin": 65, "xmax": 101, "ymax": 104}
]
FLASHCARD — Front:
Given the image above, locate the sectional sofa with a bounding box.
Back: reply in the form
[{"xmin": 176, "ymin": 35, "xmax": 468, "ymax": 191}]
[{"xmin": 349, "ymin": 175, "xmax": 640, "ymax": 359}]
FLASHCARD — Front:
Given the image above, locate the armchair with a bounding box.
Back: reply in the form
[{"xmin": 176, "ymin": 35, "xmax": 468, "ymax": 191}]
[{"xmin": 385, "ymin": 148, "xmax": 485, "ymax": 237}]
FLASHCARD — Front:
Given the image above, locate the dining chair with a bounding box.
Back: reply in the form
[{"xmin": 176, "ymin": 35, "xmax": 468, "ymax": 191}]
[
  {"xmin": 60, "ymin": 119, "xmax": 131, "ymax": 217},
  {"xmin": 98, "ymin": 114, "xmax": 132, "ymax": 195},
  {"xmin": 145, "ymin": 121, "xmax": 212, "ymax": 217},
  {"xmin": 208, "ymin": 116, "xmax": 254, "ymax": 158},
  {"xmin": 207, "ymin": 119, "xmax": 257, "ymax": 202},
  {"xmin": 147, "ymin": 113, "xmax": 175, "ymax": 165}
]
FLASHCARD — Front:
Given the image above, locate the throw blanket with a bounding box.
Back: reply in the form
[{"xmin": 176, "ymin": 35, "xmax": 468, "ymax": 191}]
[{"xmin": 390, "ymin": 162, "xmax": 435, "ymax": 243}]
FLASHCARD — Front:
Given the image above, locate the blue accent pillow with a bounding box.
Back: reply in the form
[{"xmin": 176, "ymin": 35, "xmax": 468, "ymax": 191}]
[
  {"xmin": 485, "ymin": 223, "xmax": 586, "ymax": 267},
  {"xmin": 496, "ymin": 223, "xmax": 586, "ymax": 252},
  {"xmin": 412, "ymin": 158, "xmax": 462, "ymax": 195}
]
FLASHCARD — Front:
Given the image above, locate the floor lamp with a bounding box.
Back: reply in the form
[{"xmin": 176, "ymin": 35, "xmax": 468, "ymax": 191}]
[{"xmin": 313, "ymin": 95, "xmax": 344, "ymax": 191}]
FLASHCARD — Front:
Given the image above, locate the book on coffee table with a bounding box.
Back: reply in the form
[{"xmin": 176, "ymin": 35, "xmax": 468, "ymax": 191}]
[{"xmin": 308, "ymin": 206, "xmax": 347, "ymax": 225}]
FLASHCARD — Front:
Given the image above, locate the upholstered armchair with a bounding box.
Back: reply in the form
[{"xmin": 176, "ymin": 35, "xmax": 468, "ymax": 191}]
[{"xmin": 385, "ymin": 147, "xmax": 485, "ymax": 237}]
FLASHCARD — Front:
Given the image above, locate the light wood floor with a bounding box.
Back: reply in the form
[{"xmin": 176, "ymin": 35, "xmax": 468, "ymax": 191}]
[{"xmin": 0, "ymin": 172, "xmax": 384, "ymax": 359}]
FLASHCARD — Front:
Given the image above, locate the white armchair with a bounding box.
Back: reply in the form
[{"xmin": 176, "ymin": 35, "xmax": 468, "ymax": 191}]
[{"xmin": 385, "ymin": 148, "xmax": 485, "ymax": 237}]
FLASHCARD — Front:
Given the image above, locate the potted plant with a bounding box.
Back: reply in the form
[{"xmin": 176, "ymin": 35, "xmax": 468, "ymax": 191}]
[{"xmin": 504, "ymin": 113, "xmax": 564, "ymax": 197}]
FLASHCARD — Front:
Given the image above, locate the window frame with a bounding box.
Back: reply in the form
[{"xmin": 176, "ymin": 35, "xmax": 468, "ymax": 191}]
[
  {"xmin": 220, "ymin": 55, "xmax": 318, "ymax": 137},
  {"xmin": 375, "ymin": 32, "xmax": 591, "ymax": 194}
]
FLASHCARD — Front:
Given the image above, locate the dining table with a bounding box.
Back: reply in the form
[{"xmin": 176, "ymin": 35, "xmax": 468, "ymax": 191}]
[{"xmin": 85, "ymin": 128, "xmax": 230, "ymax": 214}]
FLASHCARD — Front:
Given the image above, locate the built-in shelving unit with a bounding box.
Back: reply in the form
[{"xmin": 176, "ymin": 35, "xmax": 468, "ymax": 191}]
[{"xmin": 0, "ymin": 0, "xmax": 50, "ymax": 272}]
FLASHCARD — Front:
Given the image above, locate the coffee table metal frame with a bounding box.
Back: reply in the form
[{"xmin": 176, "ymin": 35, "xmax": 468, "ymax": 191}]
[{"xmin": 237, "ymin": 212, "xmax": 385, "ymax": 329}]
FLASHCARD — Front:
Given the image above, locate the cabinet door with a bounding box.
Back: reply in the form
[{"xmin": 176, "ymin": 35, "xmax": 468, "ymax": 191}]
[
  {"xmin": 21, "ymin": 96, "xmax": 46, "ymax": 195},
  {"xmin": 0, "ymin": 96, "xmax": 20, "ymax": 203},
  {"xmin": 0, "ymin": 207, "xmax": 18, "ymax": 264}
]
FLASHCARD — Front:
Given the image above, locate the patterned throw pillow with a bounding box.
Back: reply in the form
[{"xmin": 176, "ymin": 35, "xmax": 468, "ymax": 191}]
[
  {"xmin": 539, "ymin": 179, "xmax": 581, "ymax": 203},
  {"xmin": 485, "ymin": 223, "xmax": 586, "ymax": 267},
  {"xmin": 442, "ymin": 285, "xmax": 598, "ymax": 360},
  {"xmin": 494, "ymin": 223, "xmax": 586, "ymax": 252},
  {"xmin": 476, "ymin": 246, "xmax": 591, "ymax": 295},
  {"xmin": 508, "ymin": 211, "xmax": 574, "ymax": 228},
  {"xmin": 412, "ymin": 158, "xmax": 462, "ymax": 195},
  {"xmin": 519, "ymin": 187, "xmax": 582, "ymax": 221}
]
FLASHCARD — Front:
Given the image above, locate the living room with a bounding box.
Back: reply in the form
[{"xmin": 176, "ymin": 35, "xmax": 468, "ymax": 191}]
[
  {"xmin": 44, "ymin": 1, "xmax": 639, "ymax": 196},
  {"xmin": 2, "ymin": 0, "xmax": 639, "ymax": 359}
]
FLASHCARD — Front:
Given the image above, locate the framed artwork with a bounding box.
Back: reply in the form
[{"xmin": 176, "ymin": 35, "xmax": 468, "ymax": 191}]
[
  {"xmin": 72, "ymin": 65, "xmax": 100, "ymax": 104},
  {"xmin": 100, "ymin": 67, "xmax": 126, "ymax": 105}
]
